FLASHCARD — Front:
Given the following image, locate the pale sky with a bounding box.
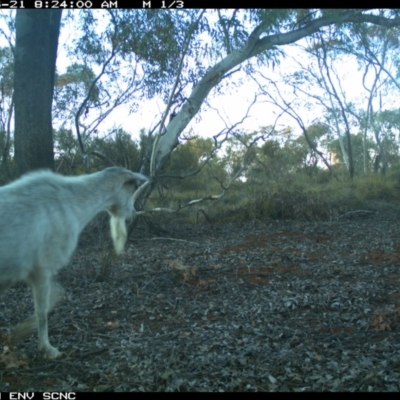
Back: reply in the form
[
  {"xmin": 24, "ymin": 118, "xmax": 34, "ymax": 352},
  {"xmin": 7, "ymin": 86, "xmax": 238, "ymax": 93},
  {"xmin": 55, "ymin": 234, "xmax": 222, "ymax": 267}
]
[
  {"xmin": 87, "ymin": 45, "xmax": 395, "ymax": 142},
  {"xmin": 55, "ymin": 10, "xmax": 278, "ymax": 140},
  {"xmin": 1, "ymin": 10, "xmax": 399, "ymax": 143}
]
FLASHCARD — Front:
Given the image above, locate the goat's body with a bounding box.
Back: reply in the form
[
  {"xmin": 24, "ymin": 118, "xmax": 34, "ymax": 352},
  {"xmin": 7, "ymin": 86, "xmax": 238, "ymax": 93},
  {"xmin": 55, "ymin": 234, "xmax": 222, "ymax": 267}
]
[
  {"xmin": 0, "ymin": 167, "xmax": 147, "ymax": 358},
  {"xmin": 1, "ymin": 171, "xmax": 118, "ymax": 284}
]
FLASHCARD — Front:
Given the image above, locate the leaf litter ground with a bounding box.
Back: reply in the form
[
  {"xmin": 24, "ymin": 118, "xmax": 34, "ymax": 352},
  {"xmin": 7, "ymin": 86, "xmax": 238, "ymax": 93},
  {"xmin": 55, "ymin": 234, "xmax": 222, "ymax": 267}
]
[{"xmin": 1, "ymin": 200, "xmax": 400, "ymax": 391}]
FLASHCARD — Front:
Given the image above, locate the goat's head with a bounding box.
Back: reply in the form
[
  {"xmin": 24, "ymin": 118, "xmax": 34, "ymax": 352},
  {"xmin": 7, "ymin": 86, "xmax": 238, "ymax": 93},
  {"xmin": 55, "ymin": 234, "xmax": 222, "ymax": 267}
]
[{"xmin": 105, "ymin": 168, "xmax": 149, "ymax": 254}]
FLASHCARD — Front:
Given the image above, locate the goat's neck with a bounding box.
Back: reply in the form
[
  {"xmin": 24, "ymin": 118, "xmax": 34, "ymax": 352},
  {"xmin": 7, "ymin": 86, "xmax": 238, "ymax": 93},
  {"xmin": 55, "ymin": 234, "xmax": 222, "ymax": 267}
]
[{"xmin": 69, "ymin": 176, "xmax": 120, "ymax": 228}]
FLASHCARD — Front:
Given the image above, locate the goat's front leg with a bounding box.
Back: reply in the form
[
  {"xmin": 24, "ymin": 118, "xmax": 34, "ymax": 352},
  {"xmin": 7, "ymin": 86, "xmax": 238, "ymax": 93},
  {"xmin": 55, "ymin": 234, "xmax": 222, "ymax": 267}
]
[{"xmin": 29, "ymin": 271, "xmax": 62, "ymax": 359}]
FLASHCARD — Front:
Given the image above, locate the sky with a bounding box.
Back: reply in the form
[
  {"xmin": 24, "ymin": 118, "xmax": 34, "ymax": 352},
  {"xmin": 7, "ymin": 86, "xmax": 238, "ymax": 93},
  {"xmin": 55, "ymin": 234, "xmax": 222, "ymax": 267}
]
[
  {"xmin": 55, "ymin": 46, "xmax": 373, "ymax": 142},
  {"xmin": 52, "ymin": 10, "xmax": 359, "ymax": 141},
  {"xmin": 82, "ymin": 46, "xmax": 394, "ymax": 143},
  {"xmin": 1, "ymin": 10, "xmax": 399, "ymax": 144},
  {"xmin": 55, "ymin": 10, "xmax": 278, "ymax": 140}
]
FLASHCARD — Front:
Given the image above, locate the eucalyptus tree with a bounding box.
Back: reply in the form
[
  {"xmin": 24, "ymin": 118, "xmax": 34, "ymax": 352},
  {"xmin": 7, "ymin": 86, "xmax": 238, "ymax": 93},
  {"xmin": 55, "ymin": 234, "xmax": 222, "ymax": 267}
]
[
  {"xmin": 0, "ymin": 46, "xmax": 14, "ymax": 179},
  {"xmin": 14, "ymin": 9, "xmax": 62, "ymax": 175},
  {"xmin": 333, "ymin": 23, "xmax": 400, "ymax": 174},
  {"xmin": 139, "ymin": 9, "xmax": 400, "ymax": 180}
]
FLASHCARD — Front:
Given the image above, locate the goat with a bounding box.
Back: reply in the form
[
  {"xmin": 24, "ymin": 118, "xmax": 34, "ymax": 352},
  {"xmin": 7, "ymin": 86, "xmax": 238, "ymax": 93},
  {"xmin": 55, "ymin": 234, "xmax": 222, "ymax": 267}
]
[{"xmin": 0, "ymin": 167, "xmax": 148, "ymax": 358}]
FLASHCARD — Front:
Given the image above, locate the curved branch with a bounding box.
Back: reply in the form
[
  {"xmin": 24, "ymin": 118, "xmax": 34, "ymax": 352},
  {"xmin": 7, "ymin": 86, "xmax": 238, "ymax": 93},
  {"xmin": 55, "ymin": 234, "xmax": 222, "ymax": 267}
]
[
  {"xmin": 150, "ymin": 10, "xmax": 206, "ymax": 176},
  {"xmin": 154, "ymin": 9, "xmax": 400, "ymax": 173}
]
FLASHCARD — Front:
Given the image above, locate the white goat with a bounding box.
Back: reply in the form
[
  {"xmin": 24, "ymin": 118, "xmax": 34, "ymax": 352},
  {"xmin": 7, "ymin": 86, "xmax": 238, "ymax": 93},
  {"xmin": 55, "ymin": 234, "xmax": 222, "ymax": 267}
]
[{"xmin": 0, "ymin": 167, "xmax": 148, "ymax": 358}]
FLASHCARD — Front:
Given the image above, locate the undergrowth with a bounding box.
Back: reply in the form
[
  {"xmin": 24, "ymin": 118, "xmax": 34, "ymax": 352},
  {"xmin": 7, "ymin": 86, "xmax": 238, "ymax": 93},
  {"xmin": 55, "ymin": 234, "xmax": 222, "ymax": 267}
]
[{"xmin": 147, "ymin": 170, "xmax": 400, "ymax": 225}]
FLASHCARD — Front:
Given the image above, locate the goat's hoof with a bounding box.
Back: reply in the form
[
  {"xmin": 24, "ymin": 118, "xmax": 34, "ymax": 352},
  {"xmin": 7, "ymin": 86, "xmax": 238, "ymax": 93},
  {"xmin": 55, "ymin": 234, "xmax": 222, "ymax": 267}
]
[{"xmin": 40, "ymin": 345, "xmax": 63, "ymax": 359}]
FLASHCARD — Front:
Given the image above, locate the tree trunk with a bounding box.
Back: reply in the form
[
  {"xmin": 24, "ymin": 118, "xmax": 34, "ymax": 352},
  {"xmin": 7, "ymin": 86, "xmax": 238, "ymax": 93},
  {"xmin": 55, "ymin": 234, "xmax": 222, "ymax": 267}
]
[{"xmin": 14, "ymin": 10, "xmax": 62, "ymax": 175}]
